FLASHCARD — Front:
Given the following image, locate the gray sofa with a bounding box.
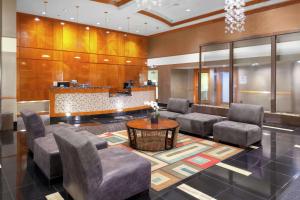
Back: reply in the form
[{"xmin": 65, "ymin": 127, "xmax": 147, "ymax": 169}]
[
  {"xmin": 54, "ymin": 128, "xmax": 151, "ymax": 200},
  {"xmin": 176, "ymin": 110, "xmax": 224, "ymax": 137},
  {"xmin": 34, "ymin": 130, "xmax": 107, "ymax": 180},
  {"xmin": 213, "ymin": 103, "xmax": 264, "ymax": 147},
  {"xmin": 20, "ymin": 110, "xmax": 70, "ymax": 152},
  {"xmin": 159, "ymin": 98, "xmax": 190, "ymax": 120}
]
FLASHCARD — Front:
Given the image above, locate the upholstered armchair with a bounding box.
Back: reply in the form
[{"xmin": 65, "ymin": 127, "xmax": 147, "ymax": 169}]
[
  {"xmin": 20, "ymin": 110, "xmax": 70, "ymax": 152},
  {"xmin": 54, "ymin": 128, "xmax": 151, "ymax": 200},
  {"xmin": 159, "ymin": 98, "xmax": 190, "ymax": 120},
  {"xmin": 213, "ymin": 103, "xmax": 264, "ymax": 147}
]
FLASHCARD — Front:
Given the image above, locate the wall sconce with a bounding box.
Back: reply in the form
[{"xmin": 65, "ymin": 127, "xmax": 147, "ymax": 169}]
[{"xmin": 41, "ymin": 54, "xmax": 50, "ymax": 58}]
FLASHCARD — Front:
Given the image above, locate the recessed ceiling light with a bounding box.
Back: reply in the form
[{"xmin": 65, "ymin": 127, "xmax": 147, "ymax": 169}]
[
  {"xmin": 126, "ymin": 60, "xmax": 132, "ymax": 63},
  {"xmin": 42, "ymin": 11, "xmax": 46, "ymax": 15},
  {"xmin": 118, "ymin": 27, "xmax": 122, "ymax": 30},
  {"xmin": 297, "ymin": 60, "xmax": 300, "ymax": 63},
  {"xmin": 185, "ymin": 9, "xmax": 191, "ymax": 12},
  {"xmin": 60, "ymin": 22, "xmax": 65, "ymax": 25},
  {"xmin": 124, "ymin": 34, "xmax": 128, "ymax": 37},
  {"xmin": 106, "ymin": 31, "xmax": 110, "ymax": 34},
  {"xmin": 70, "ymin": 17, "xmax": 75, "ymax": 20},
  {"xmin": 86, "ymin": 26, "xmax": 90, "ymax": 30},
  {"xmin": 104, "ymin": 59, "xmax": 109, "ymax": 62},
  {"xmin": 96, "ymin": 22, "xmax": 100, "ymax": 25},
  {"xmin": 74, "ymin": 56, "xmax": 81, "ymax": 59},
  {"xmin": 34, "ymin": 17, "xmax": 40, "ymax": 21},
  {"xmin": 252, "ymin": 63, "xmax": 259, "ymax": 66}
]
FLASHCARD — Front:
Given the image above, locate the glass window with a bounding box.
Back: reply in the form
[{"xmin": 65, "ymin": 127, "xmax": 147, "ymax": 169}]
[
  {"xmin": 148, "ymin": 69, "xmax": 158, "ymax": 99},
  {"xmin": 200, "ymin": 43, "xmax": 230, "ymax": 107},
  {"xmin": 276, "ymin": 33, "xmax": 300, "ymax": 114},
  {"xmin": 233, "ymin": 37, "xmax": 272, "ymax": 111},
  {"xmin": 170, "ymin": 68, "xmax": 195, "ymax": 103}
]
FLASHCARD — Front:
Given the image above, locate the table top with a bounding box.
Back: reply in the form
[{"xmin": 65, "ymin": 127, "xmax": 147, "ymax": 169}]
[{"xmin": 126, "ymin": 118, "xmax": 179, "ymax": 130}]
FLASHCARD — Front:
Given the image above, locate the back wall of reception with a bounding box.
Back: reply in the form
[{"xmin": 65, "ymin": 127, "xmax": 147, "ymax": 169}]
[{"xmin": 17, "ymin": 12, "xmax": 148, "ymax": 101}]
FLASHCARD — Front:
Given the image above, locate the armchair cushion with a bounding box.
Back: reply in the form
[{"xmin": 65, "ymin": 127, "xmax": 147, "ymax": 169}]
[
  {"xmin": 177, "ymin": 113, "xmax": 223, "ymax": 136},
  {"xmin": 228, "ymin": 103, "xmax": 264, "ymax": 127},
  {"xmin": 167, "ymin": 98, "xmax": 190, "ymax": 114},
  {"xmin": 213, "ymin": 121, "xmax": 262, "ymax": 147},
  {"xmin": 159, "ymin": 110, "xmax": 183, "ymax": 120}
]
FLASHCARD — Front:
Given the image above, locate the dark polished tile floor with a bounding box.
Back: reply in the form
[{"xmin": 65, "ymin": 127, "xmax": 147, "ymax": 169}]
[{"xmin": 1, "ymin": 120, "xmax": 300, "ymax": 200}]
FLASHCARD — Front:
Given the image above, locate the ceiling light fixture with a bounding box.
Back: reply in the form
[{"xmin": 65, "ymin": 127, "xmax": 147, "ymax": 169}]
[
  {"xmin": 225, "ymin": 0, "xmax": 246, "ymax": 34},
  {"xmin": 185, "ymin": 8, "xmax": 191, "ymax": 12},
  {"xmin": 34, "ymin": 17, "xmax": 40, "ymax": 21},
  {"xmin": 86, "ymin": 26, "xmax": 90, "ymax": 30},
  {"xmin": 104, "ymin": 11, "xmax": 110, "ymax": 33},
  {"xmin": 124, "ymin": 17, "xmax": 130, "ymax": 37},
  {"xmin": 70, "ymin": 17, "xmax": 75, "ymax": 20},
  {"xmin": 297, "ymin": 60, "xmax": 300, "ymax": 63},
  {"xmin": 136, "ymin": 0, "xmax": 162, "ymax": 10},
  {"xmin": 118, "ymin": 27, "xmax": 122, "ymax": 30},
  {"xmin": 144, "ymin": 22, "xmax": 148, "ymax": 35},
  {"xmin": 60, "ymin": 22, "xmax": 65, "ymax": 25},
  {"xmin": 96, "ymin": 22, "xmax": 100, "ymax": 25},
  {"xmin": 74, "ymin": 56, "xmax": 81, "ymax": 59},
  {"xmin": 42, "ymin": 1, "xmax": 48, "ymax": 15},
  {"xmin": 75, "ymin": 5, "xmax": 80, "ymax": 23}
]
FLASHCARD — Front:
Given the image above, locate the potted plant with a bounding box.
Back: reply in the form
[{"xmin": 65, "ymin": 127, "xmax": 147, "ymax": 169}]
[{"xmin": 144, "ymin": 101, "xmax": 160, "ymax": 124}]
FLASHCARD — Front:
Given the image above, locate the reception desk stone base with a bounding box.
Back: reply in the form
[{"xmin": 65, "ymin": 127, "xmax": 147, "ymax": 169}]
[{"xmin": 49, "ymin": 87, "xmax": 156, "ymax": 117}]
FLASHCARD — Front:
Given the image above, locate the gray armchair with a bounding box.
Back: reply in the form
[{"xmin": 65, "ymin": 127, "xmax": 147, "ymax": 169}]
[
  {"xmin": 159, "ymin": 98, "xmax": 190, "ymax": 120},
  {"xmin": 54, "ymin": 128, "xmax": 151, "ymax": 200},
  {"xmin": 20, "ymin": 110, "xmax": 70, "ymax": 152},
  {"xmin": 213, "ymin": 103, "xmax": 264, "ymax": 147}
]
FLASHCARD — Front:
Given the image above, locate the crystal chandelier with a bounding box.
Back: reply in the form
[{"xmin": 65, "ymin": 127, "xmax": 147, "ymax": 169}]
[
  {"xmin": 224, "ymin": 0, "xmax": 246, "ymax": 34},
  {"xmin": 136, "ymin": 0, "xmax": 162, "ymax": 10}
]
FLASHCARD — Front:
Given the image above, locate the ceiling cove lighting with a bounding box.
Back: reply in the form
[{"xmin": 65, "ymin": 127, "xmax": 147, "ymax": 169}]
[
  {"xmin": 136, "ymin": 0, "xmax": 162, "ymax": 10},
  {"xmin": 225, "ymin": 0, "xmax": 246, "ymax": 34}
]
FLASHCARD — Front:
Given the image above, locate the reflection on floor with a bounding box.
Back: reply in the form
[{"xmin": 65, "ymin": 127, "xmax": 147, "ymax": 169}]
[{"xmin": 1, "ymin": 119, "xmax": 300, "ymax": 200}]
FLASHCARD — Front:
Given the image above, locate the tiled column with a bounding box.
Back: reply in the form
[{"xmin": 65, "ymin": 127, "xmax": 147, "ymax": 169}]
[{"xmin": 1, "ymin": 0, "xmax": 17, "ymax": 121}]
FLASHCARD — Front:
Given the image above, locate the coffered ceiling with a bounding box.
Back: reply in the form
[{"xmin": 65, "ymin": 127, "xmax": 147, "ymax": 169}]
[{"xmin": 17, "ymin": 0, "xmax": 288, "ymax": 36}]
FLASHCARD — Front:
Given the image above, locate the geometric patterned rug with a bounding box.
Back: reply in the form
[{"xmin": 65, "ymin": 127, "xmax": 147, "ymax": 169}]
[{"xmin": 97, "ymin": 130, "xmax": 243, "ymax": 191}]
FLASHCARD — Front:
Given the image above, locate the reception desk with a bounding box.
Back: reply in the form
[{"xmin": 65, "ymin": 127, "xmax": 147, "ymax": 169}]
[{"xmin": 49, "ymin": 87, "xmax": 156, "ymax": 117}]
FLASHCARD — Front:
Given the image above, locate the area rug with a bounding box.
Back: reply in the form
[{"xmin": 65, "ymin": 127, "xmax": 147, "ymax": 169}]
[{"xmin": 97, "ymin": 130, "xmax": 243, "ymax": 191}]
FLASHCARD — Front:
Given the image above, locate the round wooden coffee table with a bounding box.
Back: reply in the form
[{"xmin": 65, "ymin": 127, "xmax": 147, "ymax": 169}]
[{"xmin": 126, "ymin": 118, "xmax": 179, "ymax": 152}]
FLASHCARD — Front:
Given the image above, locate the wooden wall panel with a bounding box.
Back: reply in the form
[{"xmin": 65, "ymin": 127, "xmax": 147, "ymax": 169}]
[{"xmin": 17, "ymin": 12, "xmax": 148, "ymax": 101}]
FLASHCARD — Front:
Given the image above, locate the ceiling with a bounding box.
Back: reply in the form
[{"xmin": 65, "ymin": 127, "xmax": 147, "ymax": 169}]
[{"xmin": 17, "ymin": 0, "xmax": 287, "ymax": 36}]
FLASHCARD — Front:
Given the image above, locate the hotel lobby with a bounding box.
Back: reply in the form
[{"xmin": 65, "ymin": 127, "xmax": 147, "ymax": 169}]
[{"xmin": 1, "ymin": 0, "xmax": 300, "ymax": 199}]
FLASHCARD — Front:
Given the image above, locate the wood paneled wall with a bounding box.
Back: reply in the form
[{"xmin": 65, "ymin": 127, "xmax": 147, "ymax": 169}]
[{"xmin": 17, "ymin": 13, "xmax": 148, "ymax": 101}]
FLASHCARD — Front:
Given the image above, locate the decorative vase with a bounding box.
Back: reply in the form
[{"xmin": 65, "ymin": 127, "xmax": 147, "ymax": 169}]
[{"xmin": 150, "ymin": 112, "xmax": 159, "ymax": 124}]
